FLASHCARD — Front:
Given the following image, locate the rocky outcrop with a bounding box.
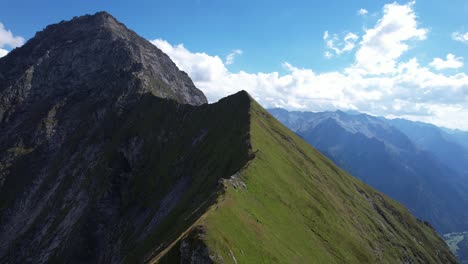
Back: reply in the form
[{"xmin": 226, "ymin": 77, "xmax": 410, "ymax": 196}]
[
  {"xmin": 0, "ymin": 12, "xmax": 206, "ymax": 111},
  {"xmin": 179, "ymin": 227, "xmax": 214, "ymax": 264}
]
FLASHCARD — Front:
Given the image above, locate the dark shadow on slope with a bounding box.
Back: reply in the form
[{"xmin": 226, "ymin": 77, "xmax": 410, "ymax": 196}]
[{"xmin": 0, "ymin": 91, "xmax": 253, "ymax": 264}]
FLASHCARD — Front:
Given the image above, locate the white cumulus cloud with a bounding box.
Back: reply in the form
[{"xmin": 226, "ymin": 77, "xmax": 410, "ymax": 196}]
[
  {"xmin": 324, "ymin": 31, "xmax": 359, "ymax": 57},
  {"xmin": 353, "ymin": 1, "xmax": 428, "ymax": 75},
  {"xmin": 323, "ymin": 31, "xmax": 329, "ymax": 40},
  {"xmin": 452, "ymin": 31, "xmax": 468, "ymax": 44},
  {"xmin": 151, "ymin": 38, "xmax": 227, "ymax": 82},
  {"xmin": 0, "ymin": 48, "xmax": 8, "ymax": 58},
  {"xmin": 429, "ymin": 54, "xmax": 464, "ymax": 70},
  {"xmin": 0, "ymin": 22, "xmax": 24, "ymax": 49},
  {"xmin": 225, "ymin": 49, "xmax": 243, "ymax": 65},
  {"xmin": 357, "ymin": 8, "xmax": 368, "ymax": 16}
]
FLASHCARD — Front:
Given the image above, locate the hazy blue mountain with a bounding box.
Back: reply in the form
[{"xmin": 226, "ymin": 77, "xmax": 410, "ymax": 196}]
[
  {"xmin": 448, "ymin": 130, "xmax": 468, "ymax": 150},
  {"xmin": 269, "ymin": 108, "xmax": 468, "ymax": 234},
  {"xmin": 387, "ymin": 119, "xmax": 468, "ymax": 179}
]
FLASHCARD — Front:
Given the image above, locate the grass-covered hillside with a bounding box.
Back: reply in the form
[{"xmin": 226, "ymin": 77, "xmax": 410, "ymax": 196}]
[{"xmin": 153, "ymin": 92, "xmax": 457, "ymax": 264}]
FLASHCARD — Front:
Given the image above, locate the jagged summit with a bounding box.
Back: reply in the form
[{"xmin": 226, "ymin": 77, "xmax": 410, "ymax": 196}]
[
  {"xmin": 31, "ymin": 11, "xmax": 145, "ymax": 48},
  {"xmin": 218, "ymin": 89, "xmax": 251, "ymax": 102},
  {"xmin": 0, "ymin": 11, "xmax": 207, "ymax": 108},
  {"xmin": 37, "ymin": 11, "xmax": 127, "ymax": 38}
]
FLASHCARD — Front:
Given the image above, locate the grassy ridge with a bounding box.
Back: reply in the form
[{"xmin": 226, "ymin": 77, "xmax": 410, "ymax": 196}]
[{"xmin": 195, "ymin": 96, "xmax": 457, "ymax": 263}]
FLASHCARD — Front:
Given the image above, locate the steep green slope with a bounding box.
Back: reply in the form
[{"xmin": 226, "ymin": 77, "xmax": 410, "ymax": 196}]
[
  {"xmin": 268, "ymin": 109, "xmax": 468, "ymax": 234},
  {"xmin": 155, "ymin": 93, "xmax": 457, "ymax": 263}
]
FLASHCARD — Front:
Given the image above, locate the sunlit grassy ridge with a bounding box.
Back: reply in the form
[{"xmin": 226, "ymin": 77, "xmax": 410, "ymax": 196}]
[{"xmin": 155, "ymin": 92, "xmax": 456, "ymax": 263}]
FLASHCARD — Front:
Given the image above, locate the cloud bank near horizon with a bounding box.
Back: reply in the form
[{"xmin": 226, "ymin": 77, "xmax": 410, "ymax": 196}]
[{"xmin": 152, "ymin": 2, "xmax": 468, "ymax": 130}]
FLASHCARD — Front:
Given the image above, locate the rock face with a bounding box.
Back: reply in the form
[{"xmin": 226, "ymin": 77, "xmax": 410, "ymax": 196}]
[
  {"xmin": 0, "ymin": 12, "xmax": 227, "ymax": 264},
  {"xmin": 0, "ymin": 11, "xmax": 206, "ymax": 123},
  {"xmin": 0, "ymin": 10, "xmax": 207, "ymax": 210}
]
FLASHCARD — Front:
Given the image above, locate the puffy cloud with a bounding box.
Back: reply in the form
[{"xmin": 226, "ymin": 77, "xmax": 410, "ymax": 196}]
[
  {"xmin": 225, "ymin": 49, "xmax": 243, "ymax": 65},
  {"xmin": 343, "ymin": 33, "xmax": 359, "ymax": 51},
  {"xmin": 452, "ymin": 32, "xmax": 468, "ymax": 44},
  {"xmin": 0, "ymin": 48, "xmax": 8, "ymax": 58},
  {"xmin": 357, "ymin": 8, "xmax": 368, "ymax": 16},
  {"xmin": 151, "ymin": 38, "xmax": 468, "ymax": 129},
  {"xmin": 353, "ymin": 1, "xmax": 428, "ymax": 75},
  {"xmin": 429, "ymin": 54, "xmax": 464, "ymax": 70},
  {"xmin": 0, "ymin": 22, "xmax": 24, "ymax": 49},
  {"xmin": 151, "ymin": 39, "xmax": 227, "ymax": 82},
  {"xmin": 324, "ymin": 31, "xmax": 359, "ymax": 57}
]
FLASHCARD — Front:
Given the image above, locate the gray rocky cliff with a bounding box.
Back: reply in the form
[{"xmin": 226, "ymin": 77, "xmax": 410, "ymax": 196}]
[
  {"xmin": 0, "ymin": 11, "xmax": 207, "ymax": 193},
  {"xmin": 0, "ymin": 12, "xmax": 206, "ymax": 113},
  {"xmin": 0, "ymin": 12, "xmax": 248, "ymax": 264}
]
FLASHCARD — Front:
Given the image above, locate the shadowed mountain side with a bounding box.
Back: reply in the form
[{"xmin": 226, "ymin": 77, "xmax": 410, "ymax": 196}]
[{"xmin": 0, "ymin": 92, "xmax": 251, "ymax": 263}]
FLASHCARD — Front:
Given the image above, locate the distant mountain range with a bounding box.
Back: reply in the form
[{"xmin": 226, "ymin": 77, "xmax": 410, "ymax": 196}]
[
  {"xmin": 0, "ymin": 12, "xmax": 457, "ymax": 263},
  {"xmin": 386, "ymin": 118, "xmax": 468, "ymax": 180},
  {"xmin": 269, "ymin": 108, "xmax": 468, "ymax": 261}
]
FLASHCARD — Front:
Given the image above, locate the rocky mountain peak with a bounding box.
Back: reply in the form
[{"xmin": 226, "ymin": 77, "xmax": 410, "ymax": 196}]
[
  {"xmin": 37, "ymin": 11, "xmax": 126, "ymax": 39},
  {"xmin": 0, "ymin": 11, "xmax": 207, "ymax": 113},
  {"xmin": 0, "ymin": 11, "xmax": 208, "ymax": 174}
]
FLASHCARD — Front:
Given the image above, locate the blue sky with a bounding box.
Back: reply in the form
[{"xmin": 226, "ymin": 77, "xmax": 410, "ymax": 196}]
[{"xmin": 1, "ymin": 0, "xmax": 468, "ymax": 129}]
